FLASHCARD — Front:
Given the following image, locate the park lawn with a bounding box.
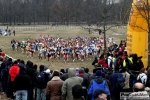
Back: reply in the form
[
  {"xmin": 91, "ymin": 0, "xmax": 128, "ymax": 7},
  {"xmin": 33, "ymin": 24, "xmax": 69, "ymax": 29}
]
[{"xmin": 0, "ymin": 25, "xmax": 127, "ymax": 72}]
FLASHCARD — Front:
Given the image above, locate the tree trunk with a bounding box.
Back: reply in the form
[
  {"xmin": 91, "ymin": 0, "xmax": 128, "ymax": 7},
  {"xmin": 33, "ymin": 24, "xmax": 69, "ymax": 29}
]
[
  {"xmin": 22, "ymin": 10, "xmax": 25, "ymax": 24},
  {"xmin": 9, "ymin": 16, "xmax": 12, "ymax": 26},
  {"xmin": 103, "ymin": 25, "xmax": 107, "ymax": 53},
  {"xmin": 47, "ymin": 14, "xmax": 49, "ymax": 25},
  {"xmin": 13, "ymin": 16, "xmax": 16, "ymax": 25},
  {"xmin": 33, "ymin": 11, "xmax": 35, "ymax": 25}
]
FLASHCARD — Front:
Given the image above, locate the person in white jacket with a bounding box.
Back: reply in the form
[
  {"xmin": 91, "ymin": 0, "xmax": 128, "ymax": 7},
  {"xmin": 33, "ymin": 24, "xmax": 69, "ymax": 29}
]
[
  {"xmin": 107, "ymin": 53, "xmax": 113, "ymax": 68},
  {"xmin": 137, "ymin": 68, "xmax": 147, "ymax": 85}
]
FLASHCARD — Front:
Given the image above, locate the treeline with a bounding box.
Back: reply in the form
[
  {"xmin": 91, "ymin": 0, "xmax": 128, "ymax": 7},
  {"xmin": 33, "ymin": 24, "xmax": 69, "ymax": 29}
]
[{"xmin": 0, "ymin": 0, "xmax": 132, "ymax": 25}]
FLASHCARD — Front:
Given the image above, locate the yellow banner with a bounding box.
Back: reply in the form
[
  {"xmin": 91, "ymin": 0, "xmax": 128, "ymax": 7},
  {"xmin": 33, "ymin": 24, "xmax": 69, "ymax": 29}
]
[{"xmin": 127, "ymin": 0, "xmax": 149, "ymax": 68}]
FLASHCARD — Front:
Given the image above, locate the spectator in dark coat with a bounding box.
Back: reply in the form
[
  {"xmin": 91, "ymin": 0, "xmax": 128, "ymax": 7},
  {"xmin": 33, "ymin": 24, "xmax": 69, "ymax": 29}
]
[
  {"xmin": 80, "ymin": 67, "xmax": 90, "ymax": 81},
  {"xmin": 105, "ymin": 68, "xmax": 113, "ymax": 80},
  {"xmin": 132, "ymin": 54, "xmax": 144, "ymax": 71},
  {"xmin": 19, "ymin": 60, "xmax": 26, "ymax": 69},
  {"xmin": 109, "ymin": 66, "xmax": 125, "ymax": 100},
  {"xmin": 0, "ymin": 62, "xmax": 7, "ymax": 93},
  {"xmin": 6, "ymin": 58, "xmax": 13, "ymax": 98},
  {"xmin": 36, "ymin": 65, "xmax": 48, "ymax": 100},
  {"xmin": 14, "ymin": 65, "xmax": 32, "ymax": 100},
  {"xmin": 89, "ymin": 69, "xmax": 97, "ymax": 82},
  {"xmin": 105, "ymin": 67, "xmax": 113, "ymax": 93},
  {"xmin": 78, "ymin": 68, "xmax": 89, "ymax": 99},
  {"xmin": 25, "ymin": 61, "xmax": 35, "ymax": 100},
  {"xmin": 26, "ymin": 62, "xmax": 34, "ymax": 77},
  {"xmin": 84, "ymin": 68, "xmax": 90, "ymax": 81},
  {"xmin": 72, "ymin": 85, "xmax": 84, "ymax": 100},
  {"xmin": 60, "ymin": 69, "xmax": 65, "ymax": 78},
  {"xmin": 85, "ymin": 68, "xmax": 90, "ymax": 76},
  {"xmin": 61, "ymin": 68, "xmax": 69, "ymax": 81},
  {"xmin": 60, "ymin": 69, "xmax": 65, "ymax": 74},
  {"xmin": 33, "ymin": 64, "xmax": 38, "ymax": 100}
]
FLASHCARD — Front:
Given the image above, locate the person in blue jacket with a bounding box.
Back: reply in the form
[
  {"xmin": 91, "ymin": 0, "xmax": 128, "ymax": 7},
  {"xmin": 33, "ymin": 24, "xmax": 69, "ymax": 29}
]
[{"xmin": 88, "ymin": 70, "xmax": 110, "ymax": 100}]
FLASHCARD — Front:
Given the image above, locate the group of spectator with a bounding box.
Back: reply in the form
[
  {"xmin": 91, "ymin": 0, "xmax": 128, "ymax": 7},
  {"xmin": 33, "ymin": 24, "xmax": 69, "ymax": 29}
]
[
  {"xmin": 0, "ymin": 29, "xmax": 15, "ymax": 36},
  {"xmin": 0, "ymin": 39, "xmax": 150, "ymax": 100}
]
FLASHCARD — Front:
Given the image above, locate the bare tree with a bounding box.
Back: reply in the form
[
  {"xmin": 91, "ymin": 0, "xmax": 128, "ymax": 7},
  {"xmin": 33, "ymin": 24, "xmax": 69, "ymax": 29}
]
[
  {"xmin": 80, "ymin": 0, "xmax": 118, "ymax": 52},
  {"xmin": 50, "ymin": 0, "xmax": 61, "ymax": 24},
  {"xmin": 0, "ymin": 0, "xmax": 131, "ymax": 25},
  {"xmin": 60, "ymin": 0, "xmax": 70, "ymax": 25}
]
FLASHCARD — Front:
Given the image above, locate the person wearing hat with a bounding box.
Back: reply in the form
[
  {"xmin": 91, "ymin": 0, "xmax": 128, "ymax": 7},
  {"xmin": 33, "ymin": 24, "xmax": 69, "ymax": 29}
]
[
  {"xmin": 88, "ymin": 70, "xmax": 110, "ymax": 100},
  {"xmin": 72, "ymin": 85, "xmax": 84, "ymax": 100},
  {"xmin": 46, "ymin": 70, "xmax": 63, "ymax": 100},
  {"xmin": 92, "ymin": 88, "xmax": 107, "ymax": 100}
]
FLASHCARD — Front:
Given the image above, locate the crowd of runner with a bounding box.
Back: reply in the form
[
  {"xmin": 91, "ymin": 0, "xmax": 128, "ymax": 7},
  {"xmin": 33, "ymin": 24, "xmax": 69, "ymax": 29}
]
[
  {"xmin": 11, "ymin": 35, "xmax": 114, "ymax": 63},
  {"xmin": 0, "ymin": 39, "xmax": 149, "ymax": 100}
]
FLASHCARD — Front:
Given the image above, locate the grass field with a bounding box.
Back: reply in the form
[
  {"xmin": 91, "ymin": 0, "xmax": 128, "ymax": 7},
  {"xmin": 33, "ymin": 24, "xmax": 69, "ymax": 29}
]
[{"xmin": 0, "ymin": 25, "xmax": 127, "ymax": 72}]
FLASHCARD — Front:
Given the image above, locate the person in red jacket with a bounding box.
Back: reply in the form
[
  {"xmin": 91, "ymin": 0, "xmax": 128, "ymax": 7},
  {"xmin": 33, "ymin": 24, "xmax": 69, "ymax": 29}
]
[
  {"xmin": 98, "ymin": 54, "xmax": 108, "ymax": 68},
  {"xmin": 8, "ymin": 61, "xmax": 20, "ymax": 99},
  {"xmin": 9, "ymin": 61, "xmax": 20, "ymax": 82}
]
